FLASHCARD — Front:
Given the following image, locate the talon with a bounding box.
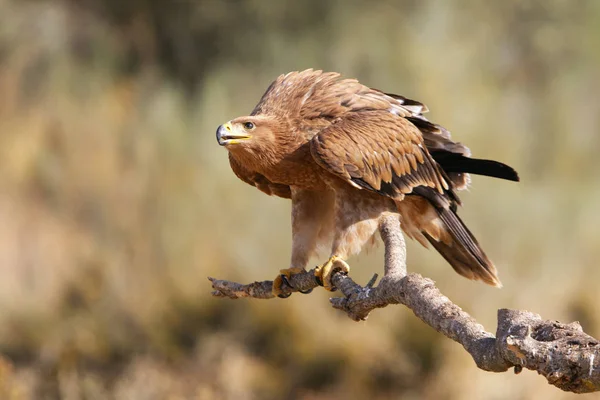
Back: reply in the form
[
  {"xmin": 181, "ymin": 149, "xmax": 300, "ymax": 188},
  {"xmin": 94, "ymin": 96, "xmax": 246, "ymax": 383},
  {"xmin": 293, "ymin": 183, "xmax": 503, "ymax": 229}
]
[
  {"xmin": 314, "ymin": 255, "xmax": 350, "ymax": 291},
  {"xmin": 299, "ymin": 288, "xmax": 313, "ymax": 294},
  {"xmin": 315, "ymin": 272, "xmax": 323, "ymax": 287},
  {"xmin": 272, "ymin": 266, "xmax": 306, "ymax": 297},
  {"xmin": 280, "ymin": 274, "xmax": 292, "ymax": 288}
]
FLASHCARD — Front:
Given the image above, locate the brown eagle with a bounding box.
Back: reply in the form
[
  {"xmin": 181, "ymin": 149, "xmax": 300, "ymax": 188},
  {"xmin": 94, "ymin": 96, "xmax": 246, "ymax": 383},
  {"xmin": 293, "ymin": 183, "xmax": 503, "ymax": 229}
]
[{"xmin": 216, "ymin": 69, "xmax": 518, "ymax": 297}]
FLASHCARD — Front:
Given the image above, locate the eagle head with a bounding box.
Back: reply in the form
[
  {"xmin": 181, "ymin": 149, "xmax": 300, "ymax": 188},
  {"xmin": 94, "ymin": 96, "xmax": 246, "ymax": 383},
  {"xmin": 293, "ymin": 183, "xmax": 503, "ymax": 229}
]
[{"xmin": 216, "ymin": 115, "xmax": 293, "ymax": 168}]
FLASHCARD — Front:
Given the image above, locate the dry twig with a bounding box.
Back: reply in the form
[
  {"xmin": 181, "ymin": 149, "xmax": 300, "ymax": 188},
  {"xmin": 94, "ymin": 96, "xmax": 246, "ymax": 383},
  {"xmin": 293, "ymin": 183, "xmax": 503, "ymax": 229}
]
[{"xmin": 210, "ymin": 215, "xmax": 600, "ymax": 393}]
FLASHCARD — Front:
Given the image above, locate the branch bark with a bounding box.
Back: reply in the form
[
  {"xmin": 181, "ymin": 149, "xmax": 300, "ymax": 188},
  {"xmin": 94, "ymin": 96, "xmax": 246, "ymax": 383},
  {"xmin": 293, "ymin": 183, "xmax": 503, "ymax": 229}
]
[{"xmin": 209, "ymin": 214, "xmax": 600, "ymax": 393}]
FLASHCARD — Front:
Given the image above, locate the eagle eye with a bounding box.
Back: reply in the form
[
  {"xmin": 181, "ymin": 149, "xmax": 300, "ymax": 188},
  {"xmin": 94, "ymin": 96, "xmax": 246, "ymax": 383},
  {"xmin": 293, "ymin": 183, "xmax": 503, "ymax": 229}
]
[{"xmin": 243, "ymin": 122, "xmax": 255, "ymax": 130}]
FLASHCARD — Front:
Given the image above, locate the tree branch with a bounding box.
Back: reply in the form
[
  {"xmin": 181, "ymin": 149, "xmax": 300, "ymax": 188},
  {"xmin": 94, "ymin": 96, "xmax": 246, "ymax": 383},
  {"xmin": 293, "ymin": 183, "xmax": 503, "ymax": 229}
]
[{"xmin": 209, "ymin": 214, "xmax": 600, "ymax": 393}]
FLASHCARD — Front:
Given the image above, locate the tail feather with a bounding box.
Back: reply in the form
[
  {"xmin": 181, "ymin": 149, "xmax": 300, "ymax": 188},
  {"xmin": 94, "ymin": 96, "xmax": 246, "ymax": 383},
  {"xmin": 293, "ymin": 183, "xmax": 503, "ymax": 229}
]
[
  {"xmin": 425, "ymin": 208, "xmax": 501, "ymax": 287},
  {"xmin": 430, "ymin": 150, "xmax": 519, "ymax": 182},
  {"xmin": 407, "ymin": 187, "xmax": 502, "ymax": 287}
]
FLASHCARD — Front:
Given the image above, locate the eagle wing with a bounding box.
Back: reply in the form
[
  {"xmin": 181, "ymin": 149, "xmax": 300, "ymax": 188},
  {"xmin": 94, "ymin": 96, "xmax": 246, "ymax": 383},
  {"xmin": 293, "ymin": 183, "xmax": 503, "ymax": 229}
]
[
  {"xmin": 228, "ymin": 153, "xmax": 291, "ymax": 199},
  {"xmin": 309, "ymin": 110, "xmax": 450, "ymax": 200},
  {"xmin": 309, "ymin": 109, "xmax": 501, "ymax": 287}
]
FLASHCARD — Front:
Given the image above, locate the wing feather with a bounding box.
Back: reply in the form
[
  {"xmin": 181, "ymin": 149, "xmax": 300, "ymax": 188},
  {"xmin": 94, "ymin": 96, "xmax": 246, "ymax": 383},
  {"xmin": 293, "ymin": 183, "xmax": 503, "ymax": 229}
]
[{"xmin": 310, "ymin": 110, "xmax": 448, "ymax": 200}]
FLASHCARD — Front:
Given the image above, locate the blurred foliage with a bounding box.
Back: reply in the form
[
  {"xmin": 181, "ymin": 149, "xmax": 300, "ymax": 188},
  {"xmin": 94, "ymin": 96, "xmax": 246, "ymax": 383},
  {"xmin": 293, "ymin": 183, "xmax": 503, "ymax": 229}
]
[
  {"xmin": 0, "ymin": 0, "xmax": 599, "ymax": 398},
  {"xmin": 65, "ymin": 0, "xmax": 332, "ymax": 90}
]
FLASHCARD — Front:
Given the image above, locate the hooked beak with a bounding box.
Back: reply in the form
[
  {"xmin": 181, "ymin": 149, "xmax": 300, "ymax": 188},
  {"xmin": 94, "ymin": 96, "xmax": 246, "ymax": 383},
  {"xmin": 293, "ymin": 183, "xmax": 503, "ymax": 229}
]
[{"xmin": 216, "ymin": 122, "xmax": 252, "ymax": 146}]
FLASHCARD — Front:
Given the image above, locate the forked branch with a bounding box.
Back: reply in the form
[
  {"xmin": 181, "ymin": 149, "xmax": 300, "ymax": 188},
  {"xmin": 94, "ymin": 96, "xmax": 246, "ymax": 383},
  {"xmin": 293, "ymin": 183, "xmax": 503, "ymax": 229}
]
[{"xmin": 210, "ymin": 215, "xmax": 600, "ymax": 393}]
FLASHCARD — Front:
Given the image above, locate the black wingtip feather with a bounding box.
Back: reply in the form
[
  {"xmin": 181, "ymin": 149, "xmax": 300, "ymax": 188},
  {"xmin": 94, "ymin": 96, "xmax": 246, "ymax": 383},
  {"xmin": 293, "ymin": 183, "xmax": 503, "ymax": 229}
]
[{"xmin": 430, "ymin": 151, "xmax": 520, "ymax": 182}]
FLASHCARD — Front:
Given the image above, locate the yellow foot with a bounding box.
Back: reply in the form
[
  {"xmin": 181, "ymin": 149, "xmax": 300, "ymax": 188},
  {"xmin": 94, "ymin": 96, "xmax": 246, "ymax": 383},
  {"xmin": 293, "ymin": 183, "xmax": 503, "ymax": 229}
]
[
  {"xmin": 315, "ymin": 255, "xmax": 350, "ymax": 291},
  {"xmin": 273, "ymin": 267, "xmax": 306, "ymax": 298}
]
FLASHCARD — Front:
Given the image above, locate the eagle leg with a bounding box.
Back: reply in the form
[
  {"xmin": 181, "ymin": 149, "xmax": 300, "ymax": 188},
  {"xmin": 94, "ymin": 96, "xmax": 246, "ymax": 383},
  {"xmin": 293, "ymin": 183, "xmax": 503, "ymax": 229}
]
[
  {"xmin": 273, "ymin": 266, "xmax": 306, "ymax": 298},
  {"xmin": 314, "ymin": 255, "xmax": 350, "ymax": 291}
]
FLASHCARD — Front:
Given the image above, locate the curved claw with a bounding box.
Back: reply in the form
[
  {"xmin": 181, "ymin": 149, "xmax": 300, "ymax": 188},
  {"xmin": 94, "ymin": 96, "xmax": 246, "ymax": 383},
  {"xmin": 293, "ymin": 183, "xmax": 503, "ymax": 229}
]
[
  {"xmin": 272, "ymin": 267, "xmax": 306, "ymax": 298},
  {"xmin": 280, "ymin": 274, "xmax": 292, "ymax": 288},
  {"xmin": 299, "ymin": 288, "xmax": 313, "ymax": 294},
  {"xmin": 315, "ymin": 274, "xmax": 323, "ymax": 287}
]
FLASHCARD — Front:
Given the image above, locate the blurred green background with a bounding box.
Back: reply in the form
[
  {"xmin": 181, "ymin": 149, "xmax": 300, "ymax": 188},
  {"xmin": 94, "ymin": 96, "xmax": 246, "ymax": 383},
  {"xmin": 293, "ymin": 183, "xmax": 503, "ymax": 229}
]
[{"xmin": 0, "ymin": 0, "xmax": 599, "ymax": 399}]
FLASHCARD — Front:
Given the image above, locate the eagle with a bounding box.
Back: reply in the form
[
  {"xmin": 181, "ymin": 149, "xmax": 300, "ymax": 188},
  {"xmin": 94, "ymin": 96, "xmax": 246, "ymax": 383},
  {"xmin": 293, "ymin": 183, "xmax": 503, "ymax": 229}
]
[{"xmin": 216, "ymin": 69, "xmax": 519, "ymax": 297}]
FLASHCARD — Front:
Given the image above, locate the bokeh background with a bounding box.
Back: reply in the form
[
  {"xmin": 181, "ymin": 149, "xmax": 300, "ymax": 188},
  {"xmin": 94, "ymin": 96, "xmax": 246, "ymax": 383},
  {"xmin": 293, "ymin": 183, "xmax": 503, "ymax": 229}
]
[{"xmin": 0, "ymin": 0, "xmax": 599, "ymax": 399}]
